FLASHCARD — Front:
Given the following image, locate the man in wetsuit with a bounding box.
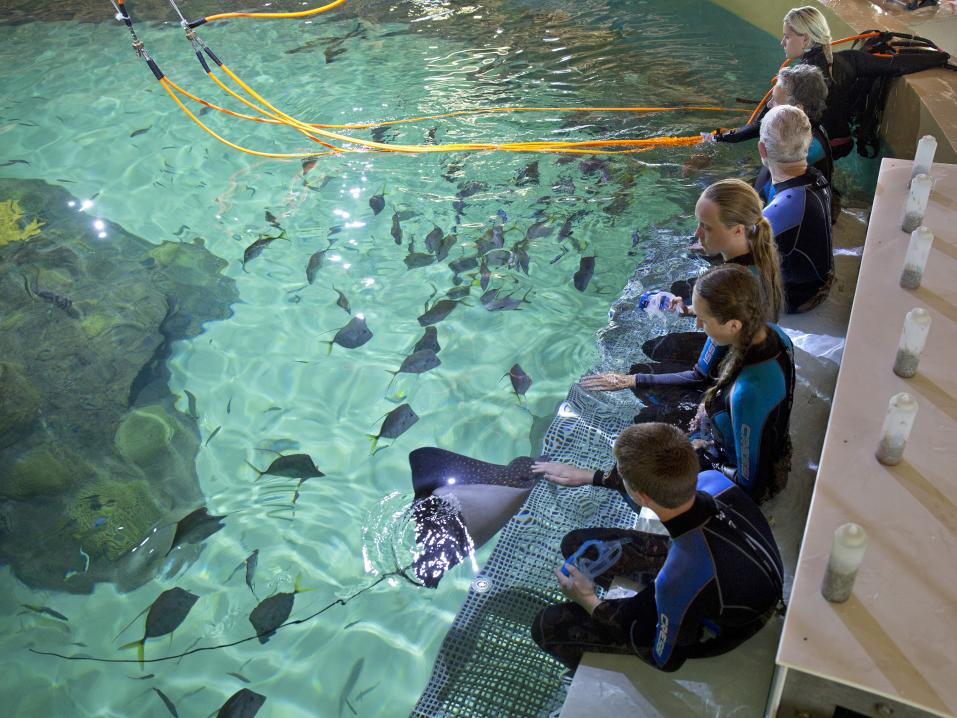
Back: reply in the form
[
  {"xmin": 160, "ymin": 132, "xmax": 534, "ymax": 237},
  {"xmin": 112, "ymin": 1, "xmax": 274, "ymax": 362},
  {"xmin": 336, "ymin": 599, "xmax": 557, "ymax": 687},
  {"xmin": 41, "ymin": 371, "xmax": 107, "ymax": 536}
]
[
  {"xmin": 760, "ymin": 104, "xmax": 833, "ymax": 313},
  {"xmin": 531, "ymin": 423, "xmax": 784, "ymax": 672}
]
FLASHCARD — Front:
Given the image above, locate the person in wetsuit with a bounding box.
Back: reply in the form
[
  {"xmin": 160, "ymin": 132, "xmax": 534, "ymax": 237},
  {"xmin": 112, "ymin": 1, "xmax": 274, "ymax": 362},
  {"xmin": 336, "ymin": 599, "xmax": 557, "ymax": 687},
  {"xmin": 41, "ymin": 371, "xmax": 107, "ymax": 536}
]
[
  {"xmin": 541, "ymin": 263, "xmax": 795, "ymax": 503},
  {"xmin": 760, "ymin": 104, "xmax": 833, "ymax": 312},
  {"xmin": 710, "ymin": 64, "xmax": 832, "ymax": 203},
  {"xmin": 780, "ymin": 5, "xmax": 949, "ymax": 160},
  {"xmin": 530, "ymin": 422, "xmax": 784, "ymax": 672},
  {"xmin": 582, "ymin": 180, "xmax": 785, "ymax": 428}
]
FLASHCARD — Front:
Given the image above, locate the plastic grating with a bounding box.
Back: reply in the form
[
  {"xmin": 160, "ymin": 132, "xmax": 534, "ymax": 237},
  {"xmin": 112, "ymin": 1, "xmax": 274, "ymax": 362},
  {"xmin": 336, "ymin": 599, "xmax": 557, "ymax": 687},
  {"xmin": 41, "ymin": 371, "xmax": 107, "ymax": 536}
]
[{"xmin": 411, "ymin": 385, "xmax": 665, "ymax": 718}]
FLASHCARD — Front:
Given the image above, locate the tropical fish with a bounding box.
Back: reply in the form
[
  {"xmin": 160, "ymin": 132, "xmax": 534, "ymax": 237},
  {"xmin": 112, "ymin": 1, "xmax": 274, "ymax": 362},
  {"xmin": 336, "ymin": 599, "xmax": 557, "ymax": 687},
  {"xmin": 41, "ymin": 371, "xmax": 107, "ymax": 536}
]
[
  {"xmin": 557, "ymin": 217, "xmax": 574, "ymax": 241},
  {"xmin": 216, "ymin": 688, "xmax": 267, "ymax": 718},
  {"xmin": 248, "ymin": 577, "xmax": 307, "ymax": 644},
  {"xmin": 483, "ymin": 288, "xmax": 532, "ymax": 311},
  {"xmin": 306, "ymin": 249, "xmax": 326, "ymax": 284},
  {"xmin": 496, "ymin": 209, "xmax": 508, "ymax": 223},
  {"xmin": 553, "ymin": 176, "xmax": 576, "ymax": 194},
  {"xmin": 451, "ymin": 199, "xmax": 466, "ymax": 225},
  {"xmin": 226, "ymin": 550, "xmax": 260, "ymax": 598},
  {"xmin": 479, "ymin": 257, "xmax": 490, "ymax": 290},
  {"xmin": 119, "ymin": 587, "xmax": 200, "ymax": 666},
  {"xmin": 165, "ymin": 508, "xmax": 226, "ymax": 556},
  {"xmin": 404, "ymin": 251, "xmax": 435, "ymax": 270},
  {"xmin": 332, "ymin": 286, "xmax": 351, "ymax": 314},
  {"xmin": 128, "ymin": 673, "xmax": 155, "ymax": 680},
  {"xmin": 369, "ymin": 404, "xmax": 419, "ymax": 453},
  {"xmin": 242, "ymin": 231, "xmax": 286, "ymax": 270},
  {"xmin": 184, "ymin": 390, "xmax": 199, "ymax": 419},
  {"xmin": 455, "ymin": 181, "xmax": 486, "ymax": 199},
  {"xmin": 445, "ymin": 285, "xmax": 470, "ymax": 300},
  {"xmin": 247, "ymin": 454, "xmax": 323, "ymax": 481},
  {"xmin": 226, "ymin": 672, "xmax": 251, "ymax": 684},
  {"xmin": 425, "ymin": 226, "xmax": 444, "ymax": 254},
  {"xmin": 301, "ymin": 158, "xmax": 317, "ymax": 176},
  {"xmin": 130, "ymin": 126, "xmax": 151, "ymax": 138},
  {"xmin": 484, "ymin": 248, "xmax": 510, "ymax": 267},
  {"xmin": 412, "ymin": 326, "xmax": 440, "ymax": 354},
  {"xmin": 516, "ymin": 161, "xmax": 540, "ymax": 186},
  {"xmin": 549, "ymin": 247, "xmax": 569, "ymax": 265},
  {"xmin": 525, "ymin": 221, "xmax": 552, "ymax": 241},
  {"xmin": 339, "ymin": 658, "xmax": 364, "ymax": 718},
  {"xmin": 579, "ymin": 156, "xmax": 610, "ymax": 177},
  {"xmin": 390, "ymin": 212, "xmax": 403, "ymax": 244},
  {"xmin": 631, "ymin": 230, "xmax": 640, "ymax": 248},
  {"xmin": 152, "ymin": 687, "xmax": 179, "ymax": 717},
  {"xmin": 19, "ymin": 604, "xmax": 68, "ymax": 621},
  {"xmin": 417, "ymin": 299, "xmax": 459, "ymax": 327},
  {"xmin": 265, "ymin": 210, "xmax": 282, "ymax": 229},
  {"xmin": 369, "ymin": 191, "xmax": 385, "ymax": 215},
  {"xmin": 389, "ymin": 348, "xmax": 440, "ymax": 378},
  {"xmin": 449, "ymin": 256, "xmax": 478, "ymax": 274},
  {"xmin": 573, "ymin": 256, "xmax": 595, "ymax": 292},
  {"xmin": 425, "ymin": 127, "xmax": 437, "ymax": 143},
  {"xmin": 506, "ymin": 364, "xmax": 533, "ymax": 397},
  {"xmin": 509, "ymin": 243, "xmax": 530, "ymax": 274},
  {"xmin": 324, "ymin": 47, "xmax": 346, "ymax": 63},
  {"xmin": 370, "ymin": 125, "xmax": 392, "ymax": 144},
  {"xmin": 0, "ymin": 159, "xmax": 30, "ymax": 167},
  {"xmin": 322, "ymin": 316, "xmax": 373, "ymax": 351},
  {"xmin": 205, "ymin": 426, "xmax": 222, "ymax": 446},
  {"xmin": 435, "ymin": 234, "xmax": 456, "ymax": 262}
]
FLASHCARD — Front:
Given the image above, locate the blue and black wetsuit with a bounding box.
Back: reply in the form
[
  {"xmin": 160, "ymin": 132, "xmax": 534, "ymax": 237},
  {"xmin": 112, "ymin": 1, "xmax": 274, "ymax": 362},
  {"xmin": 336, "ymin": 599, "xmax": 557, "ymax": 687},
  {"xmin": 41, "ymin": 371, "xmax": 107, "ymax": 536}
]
[
  {"xmin": 764, "ymin": 168, "xmax": 833, "ymax": 313},
  {"xmin": 531, "ymin": 471, "xmax": 784, "ymax": 671}
]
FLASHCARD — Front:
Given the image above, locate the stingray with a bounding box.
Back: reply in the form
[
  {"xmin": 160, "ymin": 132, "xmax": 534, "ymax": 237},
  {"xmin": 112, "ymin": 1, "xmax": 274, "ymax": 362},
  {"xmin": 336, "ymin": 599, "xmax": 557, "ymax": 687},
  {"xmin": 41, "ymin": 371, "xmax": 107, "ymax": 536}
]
[{"xmin": 407, "ymin": 448, "xmax": 539, "ymax": 588}]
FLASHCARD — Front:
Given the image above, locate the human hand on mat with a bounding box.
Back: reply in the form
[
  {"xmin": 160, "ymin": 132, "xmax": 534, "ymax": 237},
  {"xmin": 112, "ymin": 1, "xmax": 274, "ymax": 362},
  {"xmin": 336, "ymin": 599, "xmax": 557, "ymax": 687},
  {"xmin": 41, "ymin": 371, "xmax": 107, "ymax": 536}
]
[
  {"xmin": 532, "ymin": 462, "xmax": 593, "ymax": 486},
  {"xmin": 580, "ymin": 372, "xmax": 633, "ymax": 392},
  {"xmin": 555, "ymin": 563, "xmax": 601, "ymax": 613}
]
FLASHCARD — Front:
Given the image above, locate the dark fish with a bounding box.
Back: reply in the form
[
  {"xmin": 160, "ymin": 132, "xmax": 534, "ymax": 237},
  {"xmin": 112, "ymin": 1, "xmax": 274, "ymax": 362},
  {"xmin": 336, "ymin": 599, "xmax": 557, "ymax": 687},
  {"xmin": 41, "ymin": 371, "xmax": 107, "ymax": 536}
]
[
  {"xmin": 425, "ymin": 226, "xmax": 444, "ymax": 253},
  {"xmin": 128, "ymin": 674, "xmax": 155, "ymax": 680},
  {"xmin": 369, "ymin": 404, "xmax": 419, "ymax": 453},
  {"xmin": 165, "ymin": 508, "xmax": 226, "ymax": 556},
  {"xmin": 369, "ymin": 192, "xmax": 385, "ymax": 215},
  {"xmin": 484, "ymin": 248, "xmax": 510, "ymax": 267},
  {"xmin": 130, "ymin": 126, "xmax": 151, "ymax": 138},
  {"xmin": 244, "ymin": 550, "xmax": 259, "ymax": 598},
  {"xmin": 152, "ymin": 687, "xmax": 179, "ymax": 718},
  {"xmin": 390, "ymin": 350, "xmax": 440, "ymax": 380},
  {"xmin": 506, "ymin": 364, "xmax": 533, "ymax": 396},
  {"xmin": 247, "ymin": 454, "xmax": 323, "ymax": 481},
  {"xmin": 184, "ymin": 390, "xmax": 198, "ymax": 419},
  {"xmin": 484, "ymin": 287, "xmax": 533, "ymax": 311},
  {"xmin": 479, "ymin": 257, "xmax": 491, "ymax": 290},
  {"xmin": 322, "ymin": 315, "xmax": 373, "ymax": 351},
  {"xmin": 370, "ymin": 126, "xmax": 392, "ymax": 143},
  {"xmin": 417, "ymin": 299, "xmax": 459, "ymax": 327},
  {"xmin": 395, "ymin": 210, "xmax": 418, "ymax": 221},
  {"xmin": 425, "ymin": 127, "xmax": 437, "ymax": 143},
  {"xmin": 324, "ymin": 47, "xmax": 346, "ymax": 63},
  {"xmin": 496, "ymin": 209, "xmax": 508, "ymax": 223},
  {"xmin": 479, "ymin": 288, "xmax": 501, "ymax": 306},
  {"xmin": 579, "ymin": 156, "xmax": 610, "ymax": 176},
  {"xmin": 516, "ymin": 161, "xmax": 540, "ymax": 186},
  {"xmin": 205, "ymin": 425, "xmax": 222, "ymax": 446},
  {"xmin": 555, "ymin": 153, "xmax": 577, "ymax": 165},
  {"xmin": 216, "ymin": 688, "xmax": 267, "ymax": 718},
  {"xmin": 332, "ymin": 286, "xmax": 351, "ymax": 314},
  {"xmin": 198, "ymin": 105, "xmax": 211, "ymax": 117},
  {"xmin": 553, "ymin": 176, "xmax": 576, "ymax": 194},
  {"xmin": 455, "ymin": 181, "xmax": 486, "ymax": 199},
  {"xmin": 557, "ymin": 217, "xmax": 574, "ymax": 240},
  {"xmin": 549, "ymin": 247, "xmax": 569, "ymax": 264},
  {"xmin": 265, "ymin": 211, "xmax": 282, "ymax": 230},
  {"xmin": 0, "ymin": 159, "xmax": 30, "ymax": 167},
  {"xmin": 573, "ymin": 256, "xmax": 595, "ymax": 292},
  {"xmin": 509, "ymin": 244, "xmax": 530, "ymax": 274},
  {"xmin": 242, "ymin": 231, "xmax": 285, "ymax": 269},
  {"xmin": 306, "ymin": 249, "xmax": 326, "ymax": 283},
  {"xmin": 227, "ymin": 672, "xmax": 251, "ymax": 684},
  {"xmin": 20, "ymin": 604, "xmax": 68, "ymax": 621},
  {"xmin": 390, "ymin": 213, "xmax": 403, "ymax": 244},
  {"xmin": 248, "ymin": 578, "xmax": 305, "ymax": 644},
  {"xmin": 526, "ymin": 221, "xmax": 552, "ymax": 241},
  {"xmin": 404, "ymin": 251, "xmax": 435, "ymax": 270},
  {"xmin": 301, "ymin": 158, "xmax": 317, "ymax": 176},
  {"xmin": 475, "ymin": 227, "xmax": 497, "ymax": 257},
  {"xmin": 445, "ymin": 285, "xmax": 470, "ymax": 300},
  {"xmin": 631, "ymin": 230, "xmax": 640, "ymax": 248},
  {"xmin": 120, "ymin": 588, "xmax": 200, "ymax": 665},
  {"xmin": 412, "ymin": 326, "xmax": 440, "ymax": 354},
  {"xmin": 451, "ymin": 200, "xmax": 466, "ymax": 224},
  {"xmin": 448, "ymin": 256, "xmax": 478, "ymax": 274},
  {"xmin": 435, "ymin": 234, "xmax": 456, "ymax": 262},
  {"xmin": 339, "ymin": 658, "xmax": 364, "ymax": 718},
  {"xmin": 604, "ymin": 192, "xmax": 629, "ymax": 216}
]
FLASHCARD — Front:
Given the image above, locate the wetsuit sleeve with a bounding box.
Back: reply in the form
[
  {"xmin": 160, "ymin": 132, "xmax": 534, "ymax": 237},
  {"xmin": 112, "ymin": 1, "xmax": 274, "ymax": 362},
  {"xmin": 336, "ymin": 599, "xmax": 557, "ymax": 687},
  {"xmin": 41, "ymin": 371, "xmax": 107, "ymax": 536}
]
[
  {"xmin": 843, "ymin": 48, "xmax": 949, "ymax": 78},
  {"xmin": 593, "ymin": 465, "xmax": 625, "ymax": 492},
  {"xmin": 714, "ymin": 122, "xmax": 760, "ymax": 144},
  {"xmin": 635, "ymin": 338, "xmax": 725, "ymax": 387}
]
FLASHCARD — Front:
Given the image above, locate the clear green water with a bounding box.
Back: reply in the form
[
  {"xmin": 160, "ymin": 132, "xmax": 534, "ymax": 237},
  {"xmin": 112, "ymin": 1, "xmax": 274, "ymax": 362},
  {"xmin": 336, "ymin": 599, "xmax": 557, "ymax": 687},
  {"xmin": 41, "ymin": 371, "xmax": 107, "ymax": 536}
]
[{"xmin": 0, "ymin": 1, "xmax": 798, "ymax": 715}]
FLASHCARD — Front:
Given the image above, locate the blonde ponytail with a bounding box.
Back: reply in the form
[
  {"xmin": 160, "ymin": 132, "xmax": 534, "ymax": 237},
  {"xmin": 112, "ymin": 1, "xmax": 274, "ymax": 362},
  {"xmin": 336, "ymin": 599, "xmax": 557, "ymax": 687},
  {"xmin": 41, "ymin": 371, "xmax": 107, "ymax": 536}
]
[{"xmin": 748, "ymin": 218, "xmax": 785, "ymax": 322}]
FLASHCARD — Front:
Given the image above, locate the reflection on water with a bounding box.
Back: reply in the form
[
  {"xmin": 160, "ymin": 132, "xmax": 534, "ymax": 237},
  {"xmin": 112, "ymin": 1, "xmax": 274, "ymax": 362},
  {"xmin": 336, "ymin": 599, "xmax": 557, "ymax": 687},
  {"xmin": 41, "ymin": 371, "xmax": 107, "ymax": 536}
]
[{"xmin": 0, "ymin": 1, "xmax": 841, "ymax": 715}]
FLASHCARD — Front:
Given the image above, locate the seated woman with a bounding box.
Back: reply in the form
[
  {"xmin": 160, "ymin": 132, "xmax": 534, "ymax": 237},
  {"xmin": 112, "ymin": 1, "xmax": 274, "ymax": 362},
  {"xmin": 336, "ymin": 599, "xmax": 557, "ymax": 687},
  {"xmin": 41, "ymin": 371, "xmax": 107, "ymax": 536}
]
[
  {"xmin": 711, "ymin": 64, "xmax": 832, "ymax": 203},
  {"xmin": 589, "ymin": 180, "xmax": 784, "ymax": 427},
  {"xmin": 541, "ymin": 263, "xmax": 795, "ymax": 503},
  {"xmin": 776, "ymin": 6, "xmax": 947, "ymax": 160}
]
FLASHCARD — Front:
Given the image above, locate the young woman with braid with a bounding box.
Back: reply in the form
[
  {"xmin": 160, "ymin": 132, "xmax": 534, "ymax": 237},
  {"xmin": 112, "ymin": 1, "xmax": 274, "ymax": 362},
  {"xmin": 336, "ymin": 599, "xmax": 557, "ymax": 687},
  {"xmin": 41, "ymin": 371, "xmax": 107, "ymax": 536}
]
[
  {"xmin": 582, "ymin": 180, "xmax": 785, "ymax": 429},
  {"xmin": 536, "ymin": 263, "xmax": 795, "ymax": 503}
]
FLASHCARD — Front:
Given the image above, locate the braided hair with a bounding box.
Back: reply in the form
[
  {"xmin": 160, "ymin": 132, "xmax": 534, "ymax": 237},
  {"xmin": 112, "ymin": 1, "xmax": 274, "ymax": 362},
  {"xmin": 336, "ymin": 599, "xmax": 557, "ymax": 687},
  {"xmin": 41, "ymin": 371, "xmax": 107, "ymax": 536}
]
[{"xmin": 696, "ymin": 264, "xmax": 769, "ymax": 410}]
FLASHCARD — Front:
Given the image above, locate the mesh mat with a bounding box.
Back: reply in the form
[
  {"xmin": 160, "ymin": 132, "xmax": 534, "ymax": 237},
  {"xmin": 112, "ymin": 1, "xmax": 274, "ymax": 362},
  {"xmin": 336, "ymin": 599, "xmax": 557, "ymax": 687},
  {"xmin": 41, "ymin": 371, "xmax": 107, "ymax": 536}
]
[{"xmin": 411, "ymin": 385, "xmax": 665, "ymax": 718}]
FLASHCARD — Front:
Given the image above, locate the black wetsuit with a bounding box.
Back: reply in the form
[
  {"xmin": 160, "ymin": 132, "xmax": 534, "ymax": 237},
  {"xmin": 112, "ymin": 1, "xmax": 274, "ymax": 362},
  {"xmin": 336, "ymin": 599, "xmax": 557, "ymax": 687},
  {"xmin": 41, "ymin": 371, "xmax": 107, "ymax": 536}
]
[
  {"xmin": 632, "ymin": 324, "xmax": 795, "ymax": 502},
  {"xmin": 798, "ymin": 44, "xmax": 949, "ymax": 159},
  {"xmin": 764, "ymin": 168, "xmax": 833, "ymax": 312},
  {"xmin": 531, "ymin": 471, "xmax": 784, "ymax": 672}
]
